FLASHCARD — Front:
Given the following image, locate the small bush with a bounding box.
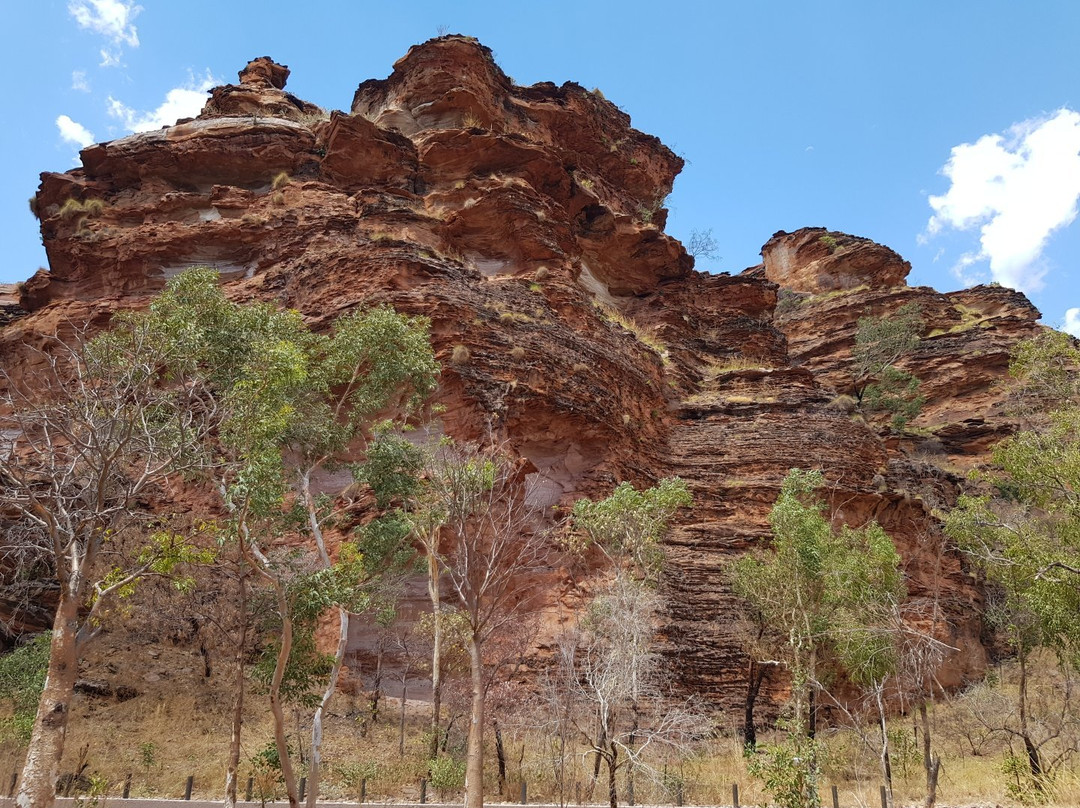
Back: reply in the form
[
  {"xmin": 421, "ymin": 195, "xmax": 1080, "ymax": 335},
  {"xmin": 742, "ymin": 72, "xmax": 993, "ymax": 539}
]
[
  {"xmin": 462, "ymin": 112, "xmax": 484, "ymax": 129},
  {"xmin": 270, "ymin": 172, "xmax": 291, "ymax": 190},
  {"xmin": 450, "ymin": 345, "xmax": 470, "ymax": 364},
  {"xmin": 271, "ymin": 192, "xmax": 286, "ymax": 206},
  {"xmin": 59, "ymin": 198, "xmax": 104, "ymax": 220},
  {"xmin": 510, "ymin": 345, "xmax": 526, "ymax": 360},
  {"xmin": 28, "ymin": 196, "xmax": 40, "ymax": 220},
  {"xmin": 819, "ymin": 233, "xmax": 839, "ymax": 253},
  {"xmin": 533, "ymin": 266, "xmax": 551, "ymax": 281}
]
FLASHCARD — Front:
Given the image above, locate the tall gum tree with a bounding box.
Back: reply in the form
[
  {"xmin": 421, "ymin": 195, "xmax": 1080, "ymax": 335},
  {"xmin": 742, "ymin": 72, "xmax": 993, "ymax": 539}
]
[
  {"xmin": 1, "ymin": 310, "xmax": 218, "ymax": 808},
  {"xmin": 146, "ymin": 269, "xmax": 437, "ymax": 808}
]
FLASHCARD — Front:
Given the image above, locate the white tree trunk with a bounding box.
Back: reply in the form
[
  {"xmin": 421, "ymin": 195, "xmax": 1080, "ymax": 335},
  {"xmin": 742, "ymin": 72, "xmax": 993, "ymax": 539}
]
[
  {"xmin": 465, "ymin": 633, "xmax": 485, "ymax": 808},
  {"xmin": 306, "ymin": 608, "xmax": 349, "ymax": 808},
  {"xmin": 18, "ymin": 593, "xmax": 80, "ymax": 808}
]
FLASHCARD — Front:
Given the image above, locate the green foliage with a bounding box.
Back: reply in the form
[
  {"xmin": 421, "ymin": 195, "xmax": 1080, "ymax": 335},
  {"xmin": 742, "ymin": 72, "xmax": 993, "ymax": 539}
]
[
  {"xmin": 1007, "ymin": 329, "xmax": 1080, "ymax": 415},
  {"xmin": 851, "ymin": 302, "xmax": 924, "ymax": 429},
  {"xmin": 853, "ymin": 302, "xmax": 923, "ymax": 382},
  {"xmin": 570, "ymin": 477, "xmax": 691, "ymax": 575},
  {"xmin": 355, "ymin": 430, "xmax": 427, "ymax": 509},
  {"xmin": 862, "ymin": 366, "xmax": 925, "ymax": 432},
  {"xmin": 818, "ymin": 233, "xmax": 839, "ymax": 253},
  {"xmin": 428, "ymin": 755, "xmax": 466, "ymax": 796},
  {"xmin": 733, "ymin": 469, "xmax": 904, "ymax": 798},
  {"xmin": 746, "ymin": 718, "xmax": 822, "ymax": 808},
  {"xmin": 0, "ymin": 634, "xmax": 49, "ymax": 743}
]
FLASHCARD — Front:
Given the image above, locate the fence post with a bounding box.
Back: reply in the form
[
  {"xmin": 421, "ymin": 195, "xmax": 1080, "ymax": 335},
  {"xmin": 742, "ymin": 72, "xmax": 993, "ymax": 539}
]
[
  {"xmin": 520, "ymin": 780, "xmax": 527, "ymax": 805},
  {"xmin": 732, "ymin": 783, "xmax": 739, "ymax": 808},
  {"xmin": 880, "ymin": 784, "xmax": 888, "ymax": 808},
  {"xmin": 832, "ymin": 784, "xmax": 839, "ymax": 808},
  {"xmin": 246, "ymin": 776, "xmax": 254, "ymax": 802},
  {"xmin": 184, "ymin": 775, "xmax": 194, "ymax": 800},
  {"xmin": 299, "ymin": 777, "xmax": 306, "ymax": 802},
  {"xmin": 420, "ymin": 778, "xmax": 427, "ymax": 804},
  {"xmin": 360, "ymin": 777, "xmax": 366, "ymax": 804},
  {"xmin": 122, "ymin": 773, "xmax": 132, "ymax": 799}
]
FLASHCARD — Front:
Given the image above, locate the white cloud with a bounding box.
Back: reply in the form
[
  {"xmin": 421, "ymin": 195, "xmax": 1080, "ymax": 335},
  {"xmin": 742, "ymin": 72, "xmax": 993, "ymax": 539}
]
[
  {"xmin": 69, "ymin": 0, "xmax": 141, "ymax": 66},
  {"xmin": 72, "ymin": 70, "xmax": 90, "ymax": 92},
  {"xmin": 107, "ymin": 70, "xmax": 218, "ymax": 133},
  {"xmin": 69, "ymin": 0, "xmax": 140, "ymax": 46},
  {"xmin": 56, "ymin": 114, "xmax": 95, "ymax": 148},
  {"xmin": 924, "ymin": 108, "xmax": 1080, "ymax": 294},
  {"xmin": 1064, "ymin": 308, "xmax": 1080, "ymax": 338}
]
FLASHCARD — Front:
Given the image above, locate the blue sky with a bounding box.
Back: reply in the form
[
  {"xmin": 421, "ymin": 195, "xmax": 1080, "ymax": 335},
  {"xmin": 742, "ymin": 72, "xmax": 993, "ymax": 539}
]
[{"xmin": 4, "ymin": 1, "xmax": 1080, "ymax": 333}]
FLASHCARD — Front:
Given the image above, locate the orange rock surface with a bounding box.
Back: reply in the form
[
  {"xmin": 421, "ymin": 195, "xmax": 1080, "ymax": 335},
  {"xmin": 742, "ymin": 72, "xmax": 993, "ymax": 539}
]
[{"xmin": 3, "ymin": 37, "xmax": 1051, "ymax": 708}]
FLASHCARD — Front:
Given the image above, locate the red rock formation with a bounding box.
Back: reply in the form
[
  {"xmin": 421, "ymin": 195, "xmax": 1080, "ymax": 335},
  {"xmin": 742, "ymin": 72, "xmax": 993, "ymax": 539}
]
[{"xmin": 4, "ymin": 38, "xmax": 1051, "ymax": 709}]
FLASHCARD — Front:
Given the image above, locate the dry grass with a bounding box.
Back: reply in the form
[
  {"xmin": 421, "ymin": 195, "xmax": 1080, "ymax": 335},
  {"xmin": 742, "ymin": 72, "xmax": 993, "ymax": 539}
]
[{"xmin": 592, "ymin": 301, "xmax": 669, "ymax": 364}]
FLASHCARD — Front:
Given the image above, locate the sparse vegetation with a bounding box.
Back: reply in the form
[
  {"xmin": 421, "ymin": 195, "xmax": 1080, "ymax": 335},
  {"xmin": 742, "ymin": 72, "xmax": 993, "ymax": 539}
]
[
  {"xmin": 270, "ymin": 172, "xmax": 291, "ymax": 191},
  {"xmin": 450, "ymin": 344, "xmax": 471, "ymax": 364},
  {"xmin": 592, "ymin": 300, "xmax": 669, "ymax": 363},
  {"xmin": 819, "ymin": 233, "xmax": 840, "ymax": 252},
  {"xmin": 58, "ymin": 198, "xmax": 105, "ymax": 220}
]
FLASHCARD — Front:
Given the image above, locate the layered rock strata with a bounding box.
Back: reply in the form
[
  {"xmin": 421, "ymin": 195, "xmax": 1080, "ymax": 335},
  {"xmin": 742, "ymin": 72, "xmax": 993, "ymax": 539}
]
[{"xmin": 3, "ymin": 39, "xmax": 1048, "ymax": 709}]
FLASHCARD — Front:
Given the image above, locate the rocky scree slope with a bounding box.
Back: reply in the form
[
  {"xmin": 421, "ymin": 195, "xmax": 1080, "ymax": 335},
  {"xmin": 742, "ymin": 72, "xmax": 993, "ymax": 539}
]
[{"xmin": 2, "ymin": 37, "xmax": 1047, "ymax": 711}]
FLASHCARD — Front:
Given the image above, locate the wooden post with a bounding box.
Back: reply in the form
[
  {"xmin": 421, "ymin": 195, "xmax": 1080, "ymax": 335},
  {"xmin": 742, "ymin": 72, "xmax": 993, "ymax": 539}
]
[
  {"xmin": 732, "ymin": 783, "xmax": 740, "ymax": 808},
  {"xmin": 880, "ymin": 784, "xmax": 888, "ymax": 808},
  {"xmin": 360, "ymin": 777, "xmax": 367, "ymax": 804},
  {"xmin": 520, "ymin": 780, "xmax": 527, "ymax": 804},
  {"xmin": 420, "ymin": 778, "xmax": 427, "ymax": 804},
  {"xmin": 299, "ymin": 777, "xmax": 307, "ymax": 801},
  {"xmin": 122, "ymin": 773, "xmax": 132, "ymax": 799},
  {"xmin": 246, "ymin": 776, "xmax": 254, "ymax": 801},
  {"xmin": 184, "ymin": 775, "xmax": 194, "ymax": 800},
  {"xmin": 831, "ymin": 784, "xmax": 839, "ymax": 808}
]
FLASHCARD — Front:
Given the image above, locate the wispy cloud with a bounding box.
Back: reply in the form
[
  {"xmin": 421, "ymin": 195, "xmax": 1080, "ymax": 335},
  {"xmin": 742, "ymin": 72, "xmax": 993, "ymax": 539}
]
[
  {"xmin": 72, "ymin": 70, "xmax": 91, "ymax": 93},
  {"xmin": 923, "ymin": 108, "xmax": 1080, "ymax": 294},
  {"xmin": 56, "ymin": 114, "xmax": 95, "ymax": 148},
  {"xmin": 68, "ymin": 0, "xmax": 142, "ymax": 66},
  {"xmin": 1063, "ymin": 308, "xmax": 1080, "ymax": 339},
  {"xmin": 107, "ymin": 70, "xmax": 218, "ymax": 133}
]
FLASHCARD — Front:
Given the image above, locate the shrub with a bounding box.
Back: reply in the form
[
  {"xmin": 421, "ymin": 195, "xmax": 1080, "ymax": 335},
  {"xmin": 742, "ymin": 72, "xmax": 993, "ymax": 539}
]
[
  {"xmin": 270, "ymin": 172, "xmax": 291, "ymax": 190},
  {"xmin": 450, "ymin": 344, "xmax": 470, "ymax": 364},
  {"xmin": 510, "ymin": 345, "xmax": 526, "ymax": 360},
  {"xmin": 819, "ymin": 233, "xmax": 839, "ymax": 252},
  {"xmin": 58, "ymin": 198, "xmax": 104, "ymax": 220}
]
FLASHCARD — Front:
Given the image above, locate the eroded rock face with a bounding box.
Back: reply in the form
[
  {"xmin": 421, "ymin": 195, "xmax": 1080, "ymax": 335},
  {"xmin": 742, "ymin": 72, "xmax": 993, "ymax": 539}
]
[{"xmin": 5, "ymin": 39, "xmax": 1051, "ymax": 707}]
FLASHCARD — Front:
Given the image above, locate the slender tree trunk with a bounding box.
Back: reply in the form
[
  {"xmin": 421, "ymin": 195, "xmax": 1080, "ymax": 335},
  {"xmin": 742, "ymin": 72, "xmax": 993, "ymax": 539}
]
[
  {"xmin": 918, "ymin": 700, "xmax": 940, "ymax": 808},
  {"xmin": 399, "ymin": 679, "xmax": 408, "ymax": 757},
  {"xmin": 369, "ymin": 633, "xmax": 384, "ymax": 726},
  {"xmin": 465, "ymin": 633, "xmax": 485, "ymax": 808},
  {"xmin": 744, "ymin": 658, "xmax": 764, "ymax": 750},
  {"xmin": 494, "ymin": 721, "xmax": 507, "ymax": 797},
  {"xmin": 269, "ymin": 582, "xmax": 300, "ymax": 808},
  {"xmin": 875, "ymin": 684, "xmax": 893, "ymax": 808},
  {"xmin": 606, "ymin": 745, "xmax": 619, "ymax": 808},
  {"xmin": 17, "ymin": 591, "xmax": 80, "ymax": 808},
  {"xmin": 307, "ymin": 608, "xmax": 349, "ymax": 808},
  {"xmin": 428, "ymin": 553, "xmax": 443, "ymax": 760},
  {"xmin": 224, "ymin": 574, "xmax": 248, "ymax": 808},
  {"xmin": 1017, "ymin": 651, "xmax": 1043, "ymax": 781}
]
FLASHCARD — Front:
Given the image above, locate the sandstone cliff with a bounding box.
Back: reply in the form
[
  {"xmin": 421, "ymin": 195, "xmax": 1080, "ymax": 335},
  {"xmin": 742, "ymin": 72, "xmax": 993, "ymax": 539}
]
[{"xmin": 3, "ymin": 37, "xmax": 1048, "ymax": 710}]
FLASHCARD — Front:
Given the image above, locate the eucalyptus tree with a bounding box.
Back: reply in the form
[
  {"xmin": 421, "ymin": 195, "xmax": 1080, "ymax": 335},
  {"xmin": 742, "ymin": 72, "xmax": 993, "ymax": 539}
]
[
  {"xmin": 419, "ymin": 442, "xmax": 549, "ymax": 808},
  {"xmin": 851, "ymin": 302, "xmax": 924, "ymax": 430},
  {"xmin": 147, "ymin": 269, "xmax": 437, "ymax": 808},
  {"xmin": 732, "ymin": 469, "xmax": 904, "ymax": 808},
  {"xmin": 945, "ymin": 330, "xmax": 1080, "ymax": 790},
  {"xmin": 557, "ymin": 477, "xmax": 694, "ymax": 808},
  {"xmin": 1, "ymin": 308, "xmax": 218, "ymax": 808}
]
